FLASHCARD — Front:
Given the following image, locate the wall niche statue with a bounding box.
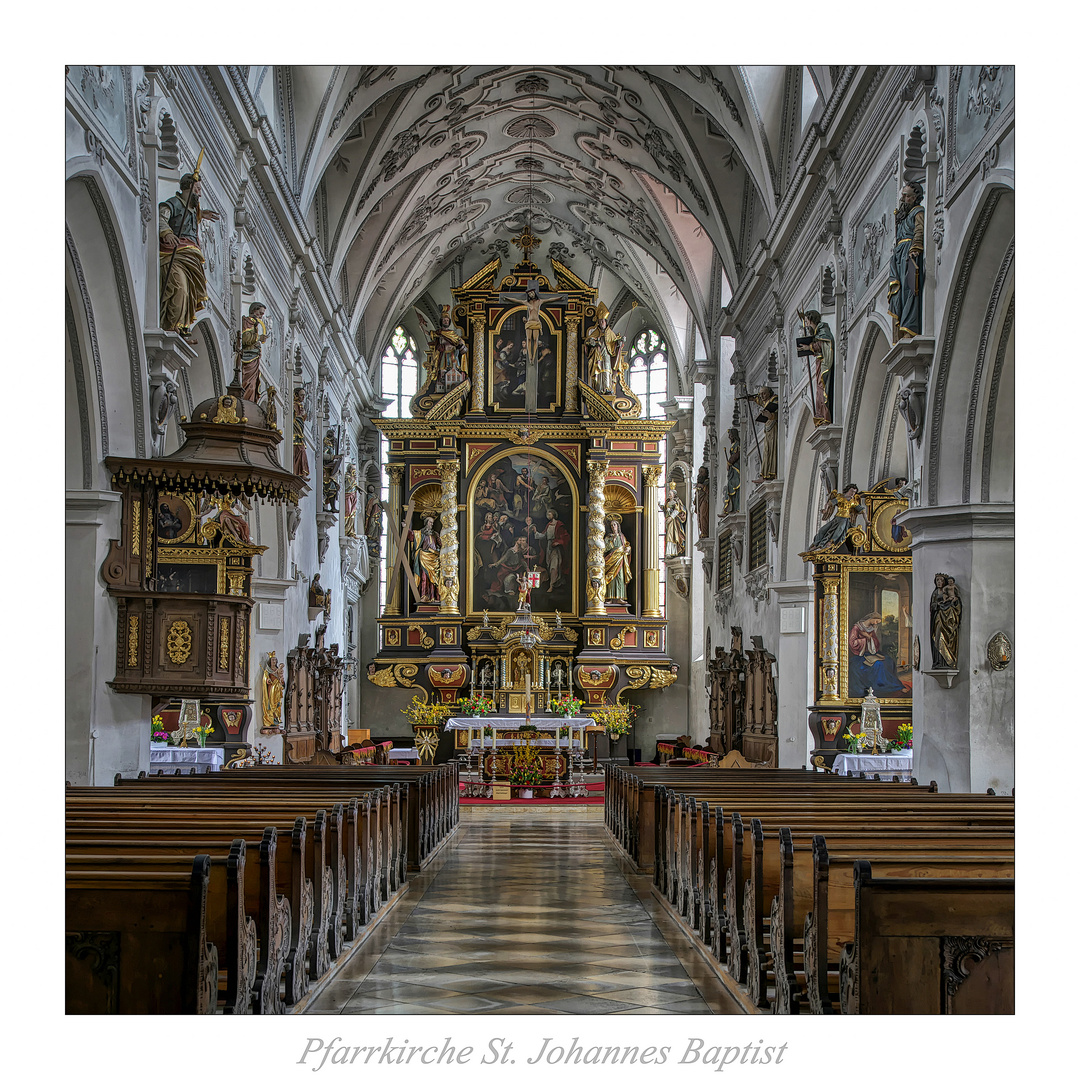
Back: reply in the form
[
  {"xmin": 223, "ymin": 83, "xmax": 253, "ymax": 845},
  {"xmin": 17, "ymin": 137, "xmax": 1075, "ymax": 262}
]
[{"xmin": 929, "ymin": 573, "xmax": 962, "ymax": 670}]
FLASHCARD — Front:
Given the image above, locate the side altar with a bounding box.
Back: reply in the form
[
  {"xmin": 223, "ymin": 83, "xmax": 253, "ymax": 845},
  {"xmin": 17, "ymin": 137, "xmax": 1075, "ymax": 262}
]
[
  {"xmin": 801, "ymin": 477, "xmax": 914, "ymax": 768},
  {"xmin": 368, "ymin": 234, "xmax": 679, "ymax": 734}
]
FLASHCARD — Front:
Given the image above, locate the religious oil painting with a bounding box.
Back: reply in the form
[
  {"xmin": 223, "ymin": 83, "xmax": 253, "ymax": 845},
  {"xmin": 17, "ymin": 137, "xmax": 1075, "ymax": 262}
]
[
  {"xmin": 154, "ymin": 561, "xmax": 219, "ymax": 595},
  {"xmin": 155, "ymin": 492, "xmax": 195, "ymax": 543},
  {"xmin": 870, "ymin": 500, "xmax": 912, "ymax": 552},
  {"xmin": 489, "ymin": 310, "xmax": 562, "ymax": 411},
  {"xmin": 842, "ymin": 568, "xmax": 913, "ymax": 702},
  {"xmin": 469, "ymin": 452, "xmax": 576, "ymax": 615}
]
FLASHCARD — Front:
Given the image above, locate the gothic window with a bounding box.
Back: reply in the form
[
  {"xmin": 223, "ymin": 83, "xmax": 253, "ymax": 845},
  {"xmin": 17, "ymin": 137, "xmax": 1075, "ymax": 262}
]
[
  {"xmin": 379, "ymin": 327, "xmax": 419, "ymax": 605},
  {"xmin": 630, "ymin": 329, "xmax": 670, "ymax": 611}
]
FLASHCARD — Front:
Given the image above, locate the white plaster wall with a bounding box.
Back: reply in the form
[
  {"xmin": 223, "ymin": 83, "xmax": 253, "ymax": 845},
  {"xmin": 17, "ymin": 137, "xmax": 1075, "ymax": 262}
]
[{"xmin": 67, "ymin": 492, "xmax": 149, "ymax": 785}]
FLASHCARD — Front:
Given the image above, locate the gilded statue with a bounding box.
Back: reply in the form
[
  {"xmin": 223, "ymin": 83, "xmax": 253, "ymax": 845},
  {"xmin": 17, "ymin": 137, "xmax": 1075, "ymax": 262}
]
[
  {"xmin": 261, "ymin": 651, "xmax": 285, "ymax": 729},
  {"xmin": 584, "ymin": 302, "xmax": 624, "ymax": 394},
  {"xmin": 603, "ymin": 516, "xmax": 632, "ymax": 603}
]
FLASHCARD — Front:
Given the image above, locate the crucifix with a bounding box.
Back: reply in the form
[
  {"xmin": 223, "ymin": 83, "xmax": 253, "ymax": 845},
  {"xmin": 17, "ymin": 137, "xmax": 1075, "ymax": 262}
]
[{"xmin": 500, "ymin": 277, "xmax": 568, "ymax": 412}]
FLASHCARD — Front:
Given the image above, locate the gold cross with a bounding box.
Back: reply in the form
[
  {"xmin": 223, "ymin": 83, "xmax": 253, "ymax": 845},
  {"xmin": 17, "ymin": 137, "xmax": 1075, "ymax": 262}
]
[{"xmin": 511, "ymin": 227, "xmax": 541, "ymax": 254}]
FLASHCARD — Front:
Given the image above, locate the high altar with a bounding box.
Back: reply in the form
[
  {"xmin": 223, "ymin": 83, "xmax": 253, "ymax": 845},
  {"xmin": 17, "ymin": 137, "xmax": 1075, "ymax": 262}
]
[{"xmin": 368, "ymin": 235, "xmax": 679, "ymax": 729}]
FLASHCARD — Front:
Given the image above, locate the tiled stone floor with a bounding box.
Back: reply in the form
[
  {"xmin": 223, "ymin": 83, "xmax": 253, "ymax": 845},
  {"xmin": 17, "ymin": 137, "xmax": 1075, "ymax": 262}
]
[{"xmin": 305, "ymin": 808, "xmax": 742, "ymax": 1014}]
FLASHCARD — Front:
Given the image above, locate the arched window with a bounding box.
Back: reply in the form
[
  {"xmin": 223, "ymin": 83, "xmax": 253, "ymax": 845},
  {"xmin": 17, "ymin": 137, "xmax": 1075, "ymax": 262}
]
[
  {"xmin": 379, "ymin": 327, "xmax": 419, "ymax": 605},
  {"xmin": 629, "ymin": 328, "xmax": 670, "ymax": 611}
]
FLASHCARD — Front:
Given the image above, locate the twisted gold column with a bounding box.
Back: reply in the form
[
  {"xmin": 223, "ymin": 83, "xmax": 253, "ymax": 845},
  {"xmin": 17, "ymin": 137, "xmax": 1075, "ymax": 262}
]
[
  {"xmin": 585, "ymin": 460, "xmax": 609, "ymax": 616},
  {"xmin": 643, "ymin": 464, "xmax": 662, "ymax": 617},
  {"xmin": 438, "ymin": 459, "xmax": 461, "ymax": 616},
  {"xmin": 383, "ymin": 464, "xmax": 404, "ymax": 616}
]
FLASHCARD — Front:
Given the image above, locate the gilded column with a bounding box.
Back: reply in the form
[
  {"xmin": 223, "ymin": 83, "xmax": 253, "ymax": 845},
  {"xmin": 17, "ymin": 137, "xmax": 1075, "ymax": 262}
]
[
  {"xmin": 470, "ymin": 313, "xmax": 486, "ymax": 412},
  {"xmin": 585, "ymin": 460, "xmax": 609, "ymax": 616},
  {"xmin": 817, "ymin": 570, "xmax": 841, "ymax": 703},
  {"xmin": 383, "ymin": 464, "xmax": 405, "ymax": 616},
  {"xmin": 438, "ymin": 459, "xmax": 461, "ymax": 615},
  {"xmin": 565, "ymin": 315, "xmax": 580, "ymax": 412},
  {"xmin": 642, "ymin": 464, "xmax": 663, "ymax": 617}
]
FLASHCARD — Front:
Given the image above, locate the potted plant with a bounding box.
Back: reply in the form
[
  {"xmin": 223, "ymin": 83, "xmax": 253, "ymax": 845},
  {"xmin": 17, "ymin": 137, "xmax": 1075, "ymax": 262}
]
[
  {"xmin": 894, "ymin": 723, "xmax": 914, "ymax": 751},
  {"xmin": 401, "ymin": 695, "xmax": 453, "ymax": 765},
  {"xmin": 591, "ymin": 702, "xmax": 636, "ymax": 756},
  {"xmin": 150, "ymin": 715, "xmax": 170, "ymax": 745}
]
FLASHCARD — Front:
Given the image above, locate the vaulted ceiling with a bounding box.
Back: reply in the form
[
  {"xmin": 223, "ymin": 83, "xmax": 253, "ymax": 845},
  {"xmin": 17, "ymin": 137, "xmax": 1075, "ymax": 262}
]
[{"xmin": 280, "ymin": 65, "xmax": 833, "ymax": 368}]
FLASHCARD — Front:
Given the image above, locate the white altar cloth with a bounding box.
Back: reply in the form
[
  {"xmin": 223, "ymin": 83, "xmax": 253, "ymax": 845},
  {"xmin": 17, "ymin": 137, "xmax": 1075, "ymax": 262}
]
[
  {"xmin": 446, "ymin": 716, "xmax": 590, "ymax": 730},
  {"xmin": 150, "ymin": 746, "xmax": 225, "ymax": 773},
  {"xmin": 832, "ymin": 748, "xmax": 913, "ymax": 778}
]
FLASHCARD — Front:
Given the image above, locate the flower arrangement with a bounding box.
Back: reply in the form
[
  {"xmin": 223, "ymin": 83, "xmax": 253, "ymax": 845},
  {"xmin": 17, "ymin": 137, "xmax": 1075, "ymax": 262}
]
[
  {"xmin": 193, "ymin": 721, "xmax": 215, "ymax": 747},
  {"xmin": 150, "ymin": 715, "xmax": 170, "ymax": 744},
  {"xmin": 894, "ymin": 723, "xmax": 914, "ymax": 750},
  {"xmin": 401, "ymin": 695, "xmax": 452, "ymax": 727},
  {"xmin": 842, "ymin": 724, "xmax": 865, "ymax": 752},
  {"xmin": 551, "ymin": 696, "xmax": 584, "ymax": 719},
  {"xmin": 456, "ymin": 696, "xmax": 497, "ymax": 718},
  {"xmin": 591, "ymin": 702, "xmax": 636, "ymax": 740},
  {"xmin": 509, "ymin": 744, "xmax": 543, "ymax": 788}
]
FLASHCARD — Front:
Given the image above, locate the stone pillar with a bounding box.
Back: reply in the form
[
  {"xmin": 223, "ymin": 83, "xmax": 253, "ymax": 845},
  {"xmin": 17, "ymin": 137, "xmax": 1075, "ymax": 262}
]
[
  {"xmin": 565, "ymin": 316, "xmax": 580, "ymax": 412},
  {"xmin": 899, "ymin": 502, "xmax": 1014, "ymax": 794},
  {"xmin": 816, "ymin": 568, "xmax": 841, "ymax": 704},
  {"xmin": 382, "ymin": 464, "xmax": 404, "ymax": 615},
  {"xmin": 769, "ymin": 579, "xmax": 816, "ymax": 768},
  {"xmin": 585, "ymin": 460, "xmax": 609, "ymax": 616},
  {"xmin": 642, "ymin": 464, "xmax": 662, "ymax": 617},
  {"xmin": 470, "ymin": 313, "xmax": 486, "ymax": 412},
  {"xmin": 438, "ymin": 458, "xmax": 461, "ymax": 616}
]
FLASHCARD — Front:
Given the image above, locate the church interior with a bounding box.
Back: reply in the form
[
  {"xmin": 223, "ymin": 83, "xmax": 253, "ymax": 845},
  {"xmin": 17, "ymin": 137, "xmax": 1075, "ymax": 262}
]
[{"xmin": 64, "ymin": 62, "xmax": 1017, "ymax": 1029}]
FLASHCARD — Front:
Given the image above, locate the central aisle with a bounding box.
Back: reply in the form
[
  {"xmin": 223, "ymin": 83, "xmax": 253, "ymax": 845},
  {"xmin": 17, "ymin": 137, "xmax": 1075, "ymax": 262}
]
[{"xmin": 306, "ymin": 809, "xmax": 742, "ymax": 1014}]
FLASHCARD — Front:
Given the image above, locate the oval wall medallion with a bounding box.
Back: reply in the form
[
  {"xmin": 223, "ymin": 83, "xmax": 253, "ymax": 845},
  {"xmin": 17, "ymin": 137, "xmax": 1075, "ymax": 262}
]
[{"xmin": 987, "ymin": 631, "xmax": 1011, "ymax": 670}]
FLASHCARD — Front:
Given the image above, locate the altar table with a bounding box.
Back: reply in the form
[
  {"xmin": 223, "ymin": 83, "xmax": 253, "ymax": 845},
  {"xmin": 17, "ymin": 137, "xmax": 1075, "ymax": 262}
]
[
  {"xmin": 150, "ymin": 745, "xmax": 225, "ymax": 773},
  {"xmin": 832, "ymin": 748, "xmax": 913, "ymax": 779}
]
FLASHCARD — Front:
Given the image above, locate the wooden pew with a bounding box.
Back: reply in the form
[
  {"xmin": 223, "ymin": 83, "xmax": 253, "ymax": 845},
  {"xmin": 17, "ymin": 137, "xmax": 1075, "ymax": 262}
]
[
  {"xmin": 110, "ymin": 777, "xmax": 404, "ymax": 925},
  {"xmin": 67, "ymin": 801, "xmax": 326, "ymax": 1006},
  {"xmin": 838, "ymin": 861, "xmax": 1014, "ymax": 1014},
  {"xmin": 757, "ymin": 827, "xmax": 1013, "ymax": 1013},
  {"xmin": 66, "ymin": 856, "xmax": 218, "ymax": 1014},
  {"xmin": 601, "ymin": 766, "xmax": 1015, "ymax": 1017},
  {"xmin": 66, "ymin": 840, "xmax": 258, "ymax": 1014}
]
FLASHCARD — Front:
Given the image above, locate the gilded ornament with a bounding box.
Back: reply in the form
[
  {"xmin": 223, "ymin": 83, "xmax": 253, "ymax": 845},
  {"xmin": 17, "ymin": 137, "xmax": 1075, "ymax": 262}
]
[
  {"xmin": 132, "ymin": 501, "xmax": 141, "ymax": 556},
  {"xmin": 236, "ymin": 619, "xmax": 246, "ymax": 676},
  {"xmin": 987, "ymin": 631, "xmax": 1011, "ymax": 671},
  {"xmin": 166, "ymin": 619, "xmax": 193, "ymax": 665},
  {"xmin": 127, "ymin": 616, "xmax": 140, "ymax": 668},
  {"xmin": 407, "ymin": 624, "xmax": 435, "ymax": 650},
  {"xmin": 610, "ymin": 624, "xmax": 636, "ymax": 650},
  {"xmin": 219, "ymin": 619, "xmax": 230, "ymax": 670},
  {"xmin": 367, "ymin": 666, "xmax": 399, "ymax": 687},
  {"xmin": 212, "ymin": 395, "xmax": 242, "ymax": 424}
]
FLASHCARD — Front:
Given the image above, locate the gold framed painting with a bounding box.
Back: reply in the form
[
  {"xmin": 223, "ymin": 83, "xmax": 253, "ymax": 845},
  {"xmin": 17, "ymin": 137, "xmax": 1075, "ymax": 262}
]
[{"xmin": 839, "ymin": 558, "xmax": 914, "ymax": 704}]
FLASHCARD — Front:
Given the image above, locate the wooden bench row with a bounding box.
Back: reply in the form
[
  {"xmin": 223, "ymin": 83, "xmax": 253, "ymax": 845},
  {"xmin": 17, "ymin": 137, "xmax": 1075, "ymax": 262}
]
[
  {"xmin": 126, "ymin": 762, "xmax": 459, "ymax": 870},
  {"xmin": 66, "ymin": 764, "xmax": 460, "ymax": 1014},
  {"xmin": 603, "ymin": 765, "xmax": 1015, "ymax": 1014}
]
